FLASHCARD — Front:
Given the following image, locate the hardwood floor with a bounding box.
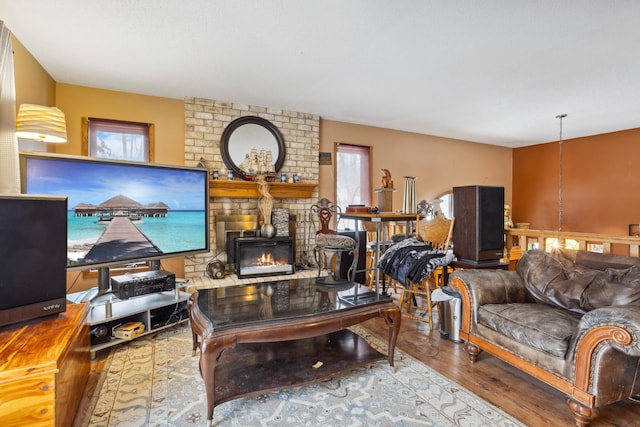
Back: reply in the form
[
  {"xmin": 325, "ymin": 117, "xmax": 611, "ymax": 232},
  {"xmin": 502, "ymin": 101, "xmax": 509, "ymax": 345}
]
[
  {"xmin": 72, "ymin": 352, "xmax": 108, "ymax": 427},
  {"xmin": 72, "ymin": 288, "xmax": 640, "ymax": 427},
  {"xmin": 361, "ymin": 291, "xmax": 640, "ymax": 427}
]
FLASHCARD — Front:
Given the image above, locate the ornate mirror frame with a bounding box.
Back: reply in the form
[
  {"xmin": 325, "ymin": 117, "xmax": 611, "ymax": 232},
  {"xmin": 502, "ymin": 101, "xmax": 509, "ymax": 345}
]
[{"xmin": 220, "ymin": 116, "xmax": 286, "ymax": 180}]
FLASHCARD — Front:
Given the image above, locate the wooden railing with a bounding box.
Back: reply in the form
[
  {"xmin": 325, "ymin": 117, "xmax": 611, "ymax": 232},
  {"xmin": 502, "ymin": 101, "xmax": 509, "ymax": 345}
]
[{"xmin": 505, "ymin": 228, "xmax": 640, "ymax": 260}]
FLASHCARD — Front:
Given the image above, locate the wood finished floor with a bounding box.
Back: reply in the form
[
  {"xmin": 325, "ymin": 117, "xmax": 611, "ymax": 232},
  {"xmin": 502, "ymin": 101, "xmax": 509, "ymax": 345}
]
[
  {"xmin": 361, "ymin": 289, "xmax": 640, "ymax": 427},
  {"xmin": 73, "ymin": 287, "xmax": 640, "ymax": 427}
]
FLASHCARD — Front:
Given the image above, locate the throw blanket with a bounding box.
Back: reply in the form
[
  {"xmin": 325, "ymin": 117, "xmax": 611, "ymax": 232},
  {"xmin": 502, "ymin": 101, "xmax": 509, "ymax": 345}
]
[{"xmin": 377, "ymin": 237, "xmax": 454, "ymax": 285}]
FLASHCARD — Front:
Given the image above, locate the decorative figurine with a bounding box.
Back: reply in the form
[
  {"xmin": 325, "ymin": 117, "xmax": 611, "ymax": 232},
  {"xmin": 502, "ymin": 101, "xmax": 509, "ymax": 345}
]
[
  {"xmin": 504, "ymin": 204, "xmax": 514, "ymax": 229},
  {"xmin": 239, "ymin": 154, "xmax": 251, "ymax": 173},
  {"xmin": 265, "ymin": 150, "xmax": 275, "ymax": 173},
  {"xmin": 381, "ymin": 169, "xmax": 393, "ymax": 189}
]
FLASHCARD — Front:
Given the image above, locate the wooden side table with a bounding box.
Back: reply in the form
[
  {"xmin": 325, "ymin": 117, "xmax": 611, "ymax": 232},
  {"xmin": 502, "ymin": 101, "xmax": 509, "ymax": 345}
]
[{"xmin": 0, "ymin": 303, "xmax": 90, "ymax": 427}]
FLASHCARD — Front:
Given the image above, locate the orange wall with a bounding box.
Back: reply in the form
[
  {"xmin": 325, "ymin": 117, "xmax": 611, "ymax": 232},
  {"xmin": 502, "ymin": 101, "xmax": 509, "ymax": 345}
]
[
  {"xmin": 512, "ymin": 143, "xmax": 559, "ymax": 229},
  {"xmin": 513, "ymin": 128, "xmax": 640, "ymax": 235},
  {"xmin": 54, "ymin": 83, "xmax": 184, "ymax": 166},
  {"xmin": 320, "ymin": 119, "xmax": 513, "ymax": 210},
  {"xmin": 12, "ymin": 35, "xmax": 55, "ymax": 109}
]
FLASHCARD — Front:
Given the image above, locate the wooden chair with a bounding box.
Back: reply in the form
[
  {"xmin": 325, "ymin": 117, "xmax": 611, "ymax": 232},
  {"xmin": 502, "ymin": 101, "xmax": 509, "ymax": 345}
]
[
  {"xmin": 362, "ymin": 221, "xmax": 395, "ymax": 288},
  {"xmin": 398, "ymin": 213, "xmax": 455, "ymax": 327}
]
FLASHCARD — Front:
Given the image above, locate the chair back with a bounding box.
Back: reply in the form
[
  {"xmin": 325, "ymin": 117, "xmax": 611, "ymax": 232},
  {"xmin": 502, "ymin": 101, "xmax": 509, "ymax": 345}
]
[
  {"xmin": 417, "ymin": 213, "xmax": 454, "ymax": 252},
  {"xmin": 311, "ymin": 198, "xmax": 341, "ymax": 235},
  {"xmin": 361, "ymin": 221, "xmax": 394, "ymax": 242}
]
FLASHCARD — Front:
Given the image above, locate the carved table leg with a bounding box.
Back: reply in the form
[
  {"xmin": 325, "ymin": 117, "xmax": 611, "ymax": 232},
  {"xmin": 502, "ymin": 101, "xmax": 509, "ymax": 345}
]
[
  {"xmin": 465, "ymin": 342, "xmax": 481, "ymax": 362},
  {"xmin": 566, "ymin": 398, "xmax": 599, "ymax": 427},
  {"xmin": 201, "ymin": 336, "xmax": 237, "ymax": 421},
  {"xmin": 381, "ymin": 306, "xmax": 402, "ymax": 367},
  {"xmin": 191, "ymin": 331, "xmax": 199, "ymax": 357}
]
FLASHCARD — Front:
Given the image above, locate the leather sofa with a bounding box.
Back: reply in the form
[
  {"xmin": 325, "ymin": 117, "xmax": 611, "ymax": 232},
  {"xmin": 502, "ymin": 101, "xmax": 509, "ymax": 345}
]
[{"xmin": 450, "ymin": 249, "xmax": 640, "ymax": 426}]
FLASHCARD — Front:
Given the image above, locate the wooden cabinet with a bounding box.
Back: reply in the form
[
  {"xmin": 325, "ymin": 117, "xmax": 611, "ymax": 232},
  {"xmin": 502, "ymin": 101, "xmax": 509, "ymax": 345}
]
[{"xmin": 0, "ymin": 303, "xmax": 90, "ymax": 427}]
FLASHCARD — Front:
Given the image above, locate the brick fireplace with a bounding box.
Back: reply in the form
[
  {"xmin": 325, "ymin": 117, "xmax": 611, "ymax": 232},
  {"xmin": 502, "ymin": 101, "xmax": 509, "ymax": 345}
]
[{"xmin": 182, "ymin": 98, "xmax": 320, "ymax": 279}]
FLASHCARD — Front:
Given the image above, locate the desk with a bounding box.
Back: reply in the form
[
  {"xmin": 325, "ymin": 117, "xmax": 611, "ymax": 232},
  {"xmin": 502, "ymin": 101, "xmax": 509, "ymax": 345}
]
[{"xmin": 340, "ymin": 212, "xmax": 420, "ymax": 294}]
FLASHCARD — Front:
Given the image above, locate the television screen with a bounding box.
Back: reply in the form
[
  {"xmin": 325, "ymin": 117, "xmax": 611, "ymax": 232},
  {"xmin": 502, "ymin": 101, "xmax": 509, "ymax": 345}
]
[{"xmin": 19, "ymin": 152, "xmax": 210, "ymax": 271}]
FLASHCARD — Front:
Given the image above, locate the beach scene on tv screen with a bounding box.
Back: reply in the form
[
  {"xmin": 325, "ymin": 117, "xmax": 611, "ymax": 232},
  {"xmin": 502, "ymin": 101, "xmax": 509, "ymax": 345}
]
[{"xmin": 25, "ymin": 158, "xmax": 207, "ymax": 266}]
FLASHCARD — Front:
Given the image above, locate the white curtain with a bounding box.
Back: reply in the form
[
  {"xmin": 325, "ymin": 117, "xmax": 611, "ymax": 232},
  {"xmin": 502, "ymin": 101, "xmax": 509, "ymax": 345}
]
[
  {"xmin": 0, "ymin": 21, "xmax": 20, "ymax": 194},
  {"xmin": 336, "ymin": 143, "xmax": 371, "ymax": 230}
]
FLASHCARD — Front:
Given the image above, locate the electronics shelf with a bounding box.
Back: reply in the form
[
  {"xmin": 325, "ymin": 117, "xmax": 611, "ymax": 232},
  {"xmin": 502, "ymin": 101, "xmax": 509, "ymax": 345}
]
[{"xmin": 68, "ymin": 289, "xmax": 190, "ymax": 354}]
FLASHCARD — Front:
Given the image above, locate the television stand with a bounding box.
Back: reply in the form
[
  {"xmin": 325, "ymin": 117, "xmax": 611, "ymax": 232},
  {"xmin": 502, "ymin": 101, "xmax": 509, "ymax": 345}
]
[{"xmin": 68, "ymin": 287, "xmax": 190, "ymax": 355}]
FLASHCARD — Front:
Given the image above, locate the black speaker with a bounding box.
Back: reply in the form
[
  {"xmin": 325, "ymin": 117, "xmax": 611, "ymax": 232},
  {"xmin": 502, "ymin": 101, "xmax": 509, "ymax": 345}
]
[
  {"xmin": 0, "ymin": 195, "xmax": 68, "ymax": 328},
  {"xmin": 452, "ymin": 186, "xmax": 504, "ymax": 263}
]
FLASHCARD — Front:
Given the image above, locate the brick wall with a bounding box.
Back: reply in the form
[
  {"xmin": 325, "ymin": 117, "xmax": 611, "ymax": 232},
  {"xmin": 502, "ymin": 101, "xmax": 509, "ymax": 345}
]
[{"xmin": 183, "ymin": 97, "xmax": 320, "ymax": 278}]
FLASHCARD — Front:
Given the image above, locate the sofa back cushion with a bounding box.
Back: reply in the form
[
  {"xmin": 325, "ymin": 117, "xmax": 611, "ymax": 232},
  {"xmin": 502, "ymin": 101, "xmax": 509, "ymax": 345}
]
[
  {"xmin": 517, "ymin": 249, "xmax": 640, "ymax": 313},
  {"xmin": 575, "ymin": 250, "xmax": 640, "ymax": 270}
]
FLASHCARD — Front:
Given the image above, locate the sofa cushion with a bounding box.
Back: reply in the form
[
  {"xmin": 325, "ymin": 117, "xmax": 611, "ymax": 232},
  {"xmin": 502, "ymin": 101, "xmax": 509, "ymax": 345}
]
[
  {"xmin": 478, "ymin": 303, "xmax": 581, "ymax": 357},
  {"xmin": 517, "ymin": 249, "xmax": 640, "ymax": 314},
  {"xmin": 585, "ymin": 265, "xmax": 640, "ymax": 309}
]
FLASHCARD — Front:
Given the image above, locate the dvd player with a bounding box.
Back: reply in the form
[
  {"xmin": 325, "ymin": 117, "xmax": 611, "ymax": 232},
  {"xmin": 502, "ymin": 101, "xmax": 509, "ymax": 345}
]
[{"xmin": 110, "ymin": 270, "xmax": 176, "ymax": 299}]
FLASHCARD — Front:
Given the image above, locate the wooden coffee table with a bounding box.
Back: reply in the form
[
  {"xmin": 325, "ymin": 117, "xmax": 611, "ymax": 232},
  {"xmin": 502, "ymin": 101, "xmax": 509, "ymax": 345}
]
[{"xmin": 188, "ymin": 278, "xmax": 401, "ymax": 422}]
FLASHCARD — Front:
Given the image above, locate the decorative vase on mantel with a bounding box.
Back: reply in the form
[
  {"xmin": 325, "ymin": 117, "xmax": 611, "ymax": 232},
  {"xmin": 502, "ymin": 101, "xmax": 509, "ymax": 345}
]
[
  {"xmin": 256, "ymin": 174, "xmax": 275, "ymax": 238},
  {"xmin": 260, "ymin": 223, "xmax": 275, "ymax": 238}
]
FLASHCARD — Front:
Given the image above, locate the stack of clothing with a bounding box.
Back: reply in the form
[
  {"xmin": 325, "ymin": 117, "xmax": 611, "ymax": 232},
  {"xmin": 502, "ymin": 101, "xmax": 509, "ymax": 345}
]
[{"xmin": 377, "ymin": 237, "xmax": 454, "ymax": 286}]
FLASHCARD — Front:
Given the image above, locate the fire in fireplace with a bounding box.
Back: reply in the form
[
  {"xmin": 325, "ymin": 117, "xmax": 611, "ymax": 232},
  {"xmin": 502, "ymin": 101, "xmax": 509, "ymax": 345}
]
[{"xmin": 235, "ymin": 237, "xmax": 295, "ymax": 279}]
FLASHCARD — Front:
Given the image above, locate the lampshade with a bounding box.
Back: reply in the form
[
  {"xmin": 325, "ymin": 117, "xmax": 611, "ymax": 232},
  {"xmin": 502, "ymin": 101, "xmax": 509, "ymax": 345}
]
[{"xmin": 16, "ymin": 104, "xmax": 67, "ymax": 143}]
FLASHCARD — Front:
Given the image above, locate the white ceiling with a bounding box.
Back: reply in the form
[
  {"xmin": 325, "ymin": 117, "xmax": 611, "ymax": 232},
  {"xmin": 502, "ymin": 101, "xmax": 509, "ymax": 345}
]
[{"xmin": 2, "ymin": 0, "xmax": 640, "ymax": 148}]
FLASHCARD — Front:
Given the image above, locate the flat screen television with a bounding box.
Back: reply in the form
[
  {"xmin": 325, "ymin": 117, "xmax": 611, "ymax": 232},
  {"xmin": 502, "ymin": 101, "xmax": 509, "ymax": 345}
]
[{"xmin": 19, "ymin": 151, "xmax": 210, "ymax": 295}]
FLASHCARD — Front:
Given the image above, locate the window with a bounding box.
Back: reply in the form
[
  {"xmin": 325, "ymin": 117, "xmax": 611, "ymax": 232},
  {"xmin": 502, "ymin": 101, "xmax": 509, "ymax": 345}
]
[
  {"xmin": 336, "ymin": 143, "xmax": 371, "ymax": 230},
  {"xmin": 82, "ymin": 117, "xmax": 154, "ymax": 162}
]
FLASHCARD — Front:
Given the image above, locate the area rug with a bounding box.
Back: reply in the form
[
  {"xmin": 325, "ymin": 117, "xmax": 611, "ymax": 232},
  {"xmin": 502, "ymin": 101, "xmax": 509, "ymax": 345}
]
[{"xmin": 87, "ymin": 324, "xmax": 525, "ymax": 427}]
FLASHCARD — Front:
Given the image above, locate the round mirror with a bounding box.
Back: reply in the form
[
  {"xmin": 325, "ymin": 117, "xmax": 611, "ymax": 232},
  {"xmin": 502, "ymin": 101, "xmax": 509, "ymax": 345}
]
[{"xmin": 221, "ymin": 116, "xmax": 286, "ymax": 180}]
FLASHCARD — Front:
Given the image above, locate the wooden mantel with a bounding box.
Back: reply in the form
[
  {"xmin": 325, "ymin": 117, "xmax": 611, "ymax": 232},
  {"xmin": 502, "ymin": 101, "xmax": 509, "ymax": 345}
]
[{"xmin": 210, "ymin": 180, "xmax": 317, "ymax": 199}]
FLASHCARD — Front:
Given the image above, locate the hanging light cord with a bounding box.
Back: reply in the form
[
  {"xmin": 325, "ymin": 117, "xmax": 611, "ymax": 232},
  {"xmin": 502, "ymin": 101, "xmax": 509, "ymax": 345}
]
[{"xmin": 556, "ymin": 113, "xmax": 567, "ymax": 232}]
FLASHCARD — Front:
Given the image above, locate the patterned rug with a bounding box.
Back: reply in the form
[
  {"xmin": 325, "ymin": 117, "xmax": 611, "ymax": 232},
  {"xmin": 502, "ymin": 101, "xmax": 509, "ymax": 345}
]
[{"xmin": 87, "ymin": 324, "xmax": 525, "ymax": 427}]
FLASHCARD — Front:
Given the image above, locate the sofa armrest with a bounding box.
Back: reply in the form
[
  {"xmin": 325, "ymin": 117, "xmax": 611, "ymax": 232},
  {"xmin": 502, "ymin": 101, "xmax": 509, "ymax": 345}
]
[
  {"xmin": 573, "ymin": 304, "xmax": 640, "ymax": 357},
  {"xmin": 450, "ymin": 269, "xmax": 529, "ymax": 306},
  {"xmin": 450, "ymin": 269, "xmax": 532, "ymax": 330},
  {"xmin": 567, "ymin": 304, "xmax": 640, "ymax": 398}
]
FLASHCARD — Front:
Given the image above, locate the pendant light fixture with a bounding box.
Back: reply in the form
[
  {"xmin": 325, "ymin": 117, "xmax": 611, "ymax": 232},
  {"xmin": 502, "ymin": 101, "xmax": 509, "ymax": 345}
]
[{"xmin": 556, "ymin": 113, "xmax": 567, "ymax": 232}]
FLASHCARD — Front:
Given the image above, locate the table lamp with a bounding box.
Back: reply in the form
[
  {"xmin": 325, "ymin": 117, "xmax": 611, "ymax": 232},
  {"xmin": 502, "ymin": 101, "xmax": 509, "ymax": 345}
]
[{"xmin": 16, "ymin": 104, "xmax": 67, "ymax": 143}]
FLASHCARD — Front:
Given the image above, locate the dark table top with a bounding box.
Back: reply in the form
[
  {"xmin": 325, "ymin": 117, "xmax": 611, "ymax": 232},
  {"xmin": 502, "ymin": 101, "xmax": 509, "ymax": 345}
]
[{"xmin": 193, "ymin": 277, "xmax": 391, "ymax": 331}]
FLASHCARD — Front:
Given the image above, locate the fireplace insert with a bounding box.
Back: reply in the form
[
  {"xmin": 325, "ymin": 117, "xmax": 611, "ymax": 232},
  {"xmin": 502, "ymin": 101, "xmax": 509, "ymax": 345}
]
[{"xmin": 235, "ymin": 237, "xmax": 295, "ymax": 279}]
